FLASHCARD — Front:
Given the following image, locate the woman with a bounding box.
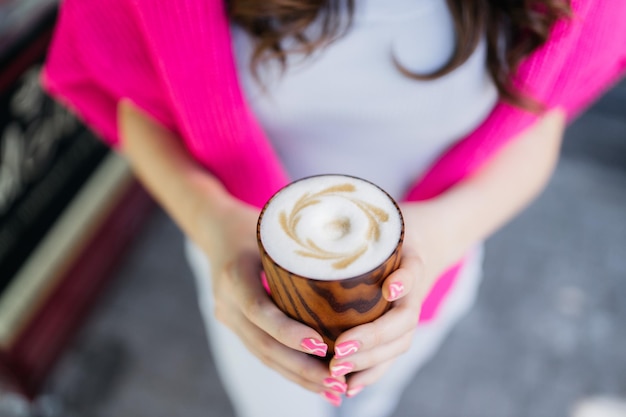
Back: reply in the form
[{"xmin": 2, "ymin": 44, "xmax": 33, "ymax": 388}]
[{"xmin": 43, "ymin": 0, "xmax": 626, "ymax": 416}]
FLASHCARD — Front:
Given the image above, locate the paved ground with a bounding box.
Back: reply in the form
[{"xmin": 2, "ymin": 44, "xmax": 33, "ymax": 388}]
[{"xmin": 42, "ymin": 80, "xmax": 626, "ymax": 417}]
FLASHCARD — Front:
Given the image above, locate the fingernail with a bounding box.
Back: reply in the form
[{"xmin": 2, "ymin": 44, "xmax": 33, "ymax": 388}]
[
  {"xmin": 346, "ymin": 385, "xmax": 365, "ymax": 398},
  {"xmin": 323, "ymin": 378, "xmax": 347, "ymax": 393},
  {"xmin": 330, "ymin": 362, "xmax": 354, "ymax": 378},
  {"xmin": 388, "ymin": 282, "xmax": 404, "ymax": 301},
  {"xmin": 334, "ymin": 340, "xmax": 360, "ymax": 358},
  {"xmin": 260, "ymin": 271, "xmax": 271, "ymax": 294},
  {"xmin": 301, "ymin": 338, "xmax": 328, "ymax": 357},
  {"xmin": 321, "ymin": 391, "xmax": 342, "ymax": 407}
]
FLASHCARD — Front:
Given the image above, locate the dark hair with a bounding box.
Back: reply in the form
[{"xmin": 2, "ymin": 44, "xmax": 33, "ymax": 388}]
[{"xmin": 227, "ymin": 0, "xmax": 571, "ymax": 110}]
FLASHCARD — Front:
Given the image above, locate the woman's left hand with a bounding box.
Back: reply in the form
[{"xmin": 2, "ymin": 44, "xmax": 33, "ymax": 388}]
[
  {"xmin": 327, "ymin": 248, "xmax": 428, "ymax": 398},
  {"xmin": 326, "ymin": 202, "xmax": 436, "ymax": 398}
]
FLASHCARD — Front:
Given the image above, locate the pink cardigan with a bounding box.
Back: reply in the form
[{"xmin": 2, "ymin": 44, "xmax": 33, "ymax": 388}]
[{"xmin": 43, "ymin": 0, "xmax": 626, "ymax": 322}]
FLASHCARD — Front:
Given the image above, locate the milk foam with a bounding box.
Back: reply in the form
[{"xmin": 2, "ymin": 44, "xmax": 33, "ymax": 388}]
[{"xmin": 259, "ymin": 175, "xmax": 403, "ymax": 280}]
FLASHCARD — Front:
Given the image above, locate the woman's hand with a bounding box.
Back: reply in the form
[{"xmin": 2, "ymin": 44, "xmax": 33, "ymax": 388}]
[
  {"xmin": 118, "ymin": 100, "xmax": 344, "ymax": 400},
  {"xmin": 198, "ymin": 197, "xmax": 347, "ymax": 398},
  {"xmin": 327, "ymin": 224, "xmax": 428, "ymax": 399}
]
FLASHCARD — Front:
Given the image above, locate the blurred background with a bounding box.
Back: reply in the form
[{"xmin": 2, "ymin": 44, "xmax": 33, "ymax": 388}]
[{"xmin": 0, "ymin": 1, "xmax": 625, "ymax": 416}]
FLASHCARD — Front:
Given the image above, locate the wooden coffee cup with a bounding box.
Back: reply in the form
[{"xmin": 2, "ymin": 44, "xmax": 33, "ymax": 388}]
[{"xmin": 256, "ymin": 175, "xmax": 404, "ymax": 357}]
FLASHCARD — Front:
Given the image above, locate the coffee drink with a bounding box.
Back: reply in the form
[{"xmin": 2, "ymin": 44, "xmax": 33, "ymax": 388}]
[{"xmin": 257, "ymin": 175, "xmax": 404, "ymax": 355}]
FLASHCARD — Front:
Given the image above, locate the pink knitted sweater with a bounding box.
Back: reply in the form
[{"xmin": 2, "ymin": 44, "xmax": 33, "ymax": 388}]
[{"xmin": 43, "ymin": 0, "xmax": 625, "ymax": 321}]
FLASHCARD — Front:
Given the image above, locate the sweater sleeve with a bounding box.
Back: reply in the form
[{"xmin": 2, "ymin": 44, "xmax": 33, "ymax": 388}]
[
  {"xmin": 42, "ymin": 0, "xmax": 177, "ymax": 148},
  {"xmin": 544, "ymin": 0, "xmax": 626, "ymax": 119}
]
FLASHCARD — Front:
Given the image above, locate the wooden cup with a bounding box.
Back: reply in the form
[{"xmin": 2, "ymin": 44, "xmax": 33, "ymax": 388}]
[{"xmin": 256, "ymin": 178, "xmax": 404, "ymax": 357}]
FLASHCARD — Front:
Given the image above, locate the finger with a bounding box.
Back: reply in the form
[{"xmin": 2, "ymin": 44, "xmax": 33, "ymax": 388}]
[
  {"xmin": 226, "ymin": 309, "xmax": 349, "ymax": 408},
  {"xmin": 333, "ymin": 295, "xmax": 421, "ymax": 359},
  {"xmin": 345, "ymin": 360, "xmax": 395, "ymax": 397},
  {"xmin": 227, "ymin": 306, "xmax": 336, "ymax": 392},
  {"xmin": 332, "ymin": 252, "xmax": 422, "ymax": 360},
  {"xmin": 329, "ymin": 332, "xmax": 414, "ymax": 377},
  {"xmin": 226, "ymin": 253, "xmax": 329, "ymax": 357},
  {"xmin": 382, "ymin": 250, "xmax": 423, "ymax": 302}
]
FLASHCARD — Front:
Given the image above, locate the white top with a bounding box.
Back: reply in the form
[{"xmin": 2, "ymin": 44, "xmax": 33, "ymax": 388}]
[{"xmin": 231, "ymin": 0, "xmax": 498, "ymax": 200}]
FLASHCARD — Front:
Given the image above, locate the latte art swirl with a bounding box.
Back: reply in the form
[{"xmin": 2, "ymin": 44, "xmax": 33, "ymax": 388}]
[
  {"xmin": 279, "ymin": 183, "xmax": 389, "ymax": 270},
  {"xmin": 259, "ymin": 175, "xmax": 403, "ymax": 280}
]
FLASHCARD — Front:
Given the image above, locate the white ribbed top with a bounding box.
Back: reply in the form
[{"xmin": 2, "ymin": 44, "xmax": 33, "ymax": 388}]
[{"xmin": 231, "ymin": 0, "xmax": 497, "ymax": 200}]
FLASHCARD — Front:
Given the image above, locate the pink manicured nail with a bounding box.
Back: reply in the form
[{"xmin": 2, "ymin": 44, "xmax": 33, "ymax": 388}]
[
  {"xmin": 388, "ymin": 282, "xmax": 404, "ymax": 301},
  {"xmin": 321, "ymin": 391, "xmax": 342, "ymax": 407},
  {"xmin": 346, "ymin": 385, "xmax": 364, "ymax": 398},
  {"xmin": 330, "ymin": 362, "xmax": 354, "ymax": 378},
  {"xmin": 323, "ymin": 378, "xmax": 347, "ymax": 393},
  {"xmin": 334, "ymin": 341, "xmax": 360, "ymax": 358},
  {"xmin": 301, "ymin": 338, "xmax": 328, "ymax": 357},
  {"xmin": 260, "ymin": 271, "xmax": 271, "ymax": 294}
]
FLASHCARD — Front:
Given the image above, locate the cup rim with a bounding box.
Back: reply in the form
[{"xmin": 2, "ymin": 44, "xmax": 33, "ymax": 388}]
[{"xmin": 257, "ymin": 173, "xmax": 405, "ymax": 282}]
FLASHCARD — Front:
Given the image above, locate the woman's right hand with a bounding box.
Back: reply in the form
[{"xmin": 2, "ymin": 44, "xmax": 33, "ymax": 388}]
[
  {"xmin": 198, "ymin": 197, "xmax": 347, "ymax": 401},
  {"xmin": 118, "ymin": 100, "xmax": 346, "ymax": 404}
]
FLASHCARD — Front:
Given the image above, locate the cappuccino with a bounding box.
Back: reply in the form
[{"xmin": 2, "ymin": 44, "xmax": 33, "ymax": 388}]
[
  {"xmin": 257, "ymin": 175, "xmax": 405, "ymax": 354},
  {"xmin": 259, "ymin": 175, "xmax": 403, "ymax": 280}
]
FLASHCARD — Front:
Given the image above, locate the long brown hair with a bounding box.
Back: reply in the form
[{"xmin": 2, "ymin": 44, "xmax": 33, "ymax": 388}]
[{"xmin": 227, "ymin": 0, "xmax": 571, "ymax": 110}]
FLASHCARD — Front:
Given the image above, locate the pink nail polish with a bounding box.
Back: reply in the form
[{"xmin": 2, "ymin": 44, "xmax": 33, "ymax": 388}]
[
  {"xmin": 301, "ymin": 338, "xmax": 328, "ymax": 357},
  {"xmin": 321, "ymin": 391, "xmax": 342, "ymax": 407},
  {"xmin": 334, "ymin": 341, "xmax": 359, "ymax": 358},
  {"xmin": 388, "ymin": 282, "xmax": 404, "ymax": 301},
  {"xmin": 260, "ymin": 271, "xmax": 271, "ymax": 294},
  {"xmin": 346, "ymin": 385, "xmax": 365, "ymax": 398},
  {"xmin": 330, "ymin": 362, "xmax": 354, "ymax": 378},
  {"xmin": 323, "ymin": 378, "xmax": 347, "ymax": 393}
]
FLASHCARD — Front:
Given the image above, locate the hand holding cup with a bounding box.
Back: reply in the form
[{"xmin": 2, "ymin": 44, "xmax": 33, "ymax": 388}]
[{"xmin": 257, "ymin": 175, "xmax": 405, "ymax": 357}]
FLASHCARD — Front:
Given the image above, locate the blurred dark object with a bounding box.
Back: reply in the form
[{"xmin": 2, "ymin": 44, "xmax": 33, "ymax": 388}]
[
  {"xmin": 0, "ymin": 0, "xmax": 58, "ymax": 60},
  {"xmin": 0, "ymin": 2, "xmax": 153, "ymax": 401}
]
